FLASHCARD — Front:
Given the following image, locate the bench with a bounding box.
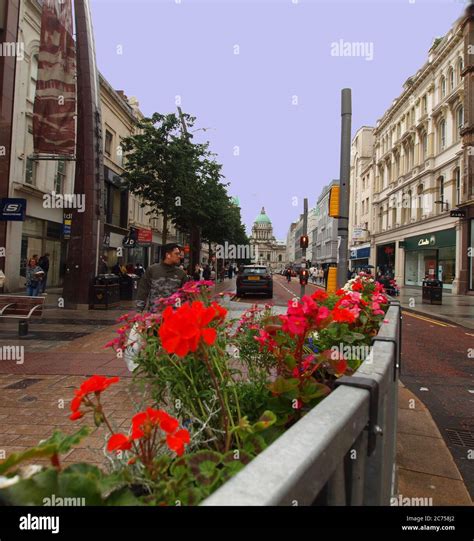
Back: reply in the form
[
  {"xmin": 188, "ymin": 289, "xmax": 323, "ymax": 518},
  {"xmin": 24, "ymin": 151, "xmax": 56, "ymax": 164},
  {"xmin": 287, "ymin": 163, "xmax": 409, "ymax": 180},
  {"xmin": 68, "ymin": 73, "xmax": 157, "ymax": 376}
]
[{"xmin": 0, "ymin": 295, "xmax": 46, "ymax": 336}]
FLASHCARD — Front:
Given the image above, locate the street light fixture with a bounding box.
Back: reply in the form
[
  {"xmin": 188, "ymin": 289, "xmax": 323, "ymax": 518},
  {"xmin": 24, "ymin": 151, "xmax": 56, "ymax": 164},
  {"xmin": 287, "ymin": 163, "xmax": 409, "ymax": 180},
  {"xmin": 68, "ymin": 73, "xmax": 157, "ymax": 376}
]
[{"xmin": 434, "ymin": 200, "xmax": 449, "ymax": 212}]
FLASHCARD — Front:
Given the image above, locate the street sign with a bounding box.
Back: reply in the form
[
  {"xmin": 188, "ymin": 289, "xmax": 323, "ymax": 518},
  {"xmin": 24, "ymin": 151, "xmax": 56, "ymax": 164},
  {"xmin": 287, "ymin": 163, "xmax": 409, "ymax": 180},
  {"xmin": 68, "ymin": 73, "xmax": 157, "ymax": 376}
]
[
  {"xmin": 0, "ymin": 198, "xmax": 27, "ymax": 221},
  {"xmin": 137, "ymin": 228, "xmax": 152, "ymax": 246},
  {"xmin": 450, "ymin": 209, "xmax": 466, "ymax": 218}
]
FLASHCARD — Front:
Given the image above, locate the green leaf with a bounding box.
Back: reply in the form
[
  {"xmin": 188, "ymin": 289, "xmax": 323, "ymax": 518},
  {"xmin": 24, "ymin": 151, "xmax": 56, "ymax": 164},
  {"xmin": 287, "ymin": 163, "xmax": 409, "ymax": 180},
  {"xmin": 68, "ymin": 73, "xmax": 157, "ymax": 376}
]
[
  {"xmin": 268, "ymin": 377, "xmax": 299, "ymax": 396},
  {"xmin": 251, "ymin": 410, "xmax": 277, "ymax": 433},
  {"xmin": 300, "ymin": 380, "xmax": 331, "ymax": 403},
  {"xmin": 105, "ymin": 487, "xmax": 145, "ymax": 506},
  {"xmin": 242, "ymin": 434, "xmax": 267, "ymax": 457},
  {"xmin": 186, "ymin": 451, "xmax": 222, "ymax": 487}
]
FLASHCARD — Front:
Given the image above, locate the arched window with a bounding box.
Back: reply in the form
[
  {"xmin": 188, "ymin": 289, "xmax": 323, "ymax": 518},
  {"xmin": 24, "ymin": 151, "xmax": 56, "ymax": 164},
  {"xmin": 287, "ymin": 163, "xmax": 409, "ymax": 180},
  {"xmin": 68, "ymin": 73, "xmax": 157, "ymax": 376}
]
[
  {"xmin": 457, "ymin": 105, "xmax": 464, "ymax": 132},
  {"xmin": 422, "ymin": 131, "xmax": 428, "ymax": 161},
  {"xmin": 458, "ymin": 57, "xmax": 464, "ymax": 81},
  {"xmin": 439, "ymin": 119, "xmax": 446, "ymax": 150},
  {"xmin": 278, "ymin": 254, "xmax": 282, "ymax": 262},
  {"xmin": 449, "ymin": 67, "xmax": 455, "ymax": 92},
  {"xmin": 440, "ymin": 76, "xmax": 446, "ymax": 99}
]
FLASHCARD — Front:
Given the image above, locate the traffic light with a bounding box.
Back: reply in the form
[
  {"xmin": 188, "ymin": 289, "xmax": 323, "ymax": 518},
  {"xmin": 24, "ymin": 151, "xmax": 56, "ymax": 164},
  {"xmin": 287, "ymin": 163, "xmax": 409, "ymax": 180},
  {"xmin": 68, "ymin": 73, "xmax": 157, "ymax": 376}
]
[
  {"xmin": 300, "ymin": 268, "xmax": 309, "ymax": 285},
  {"xmin": 328, "ymin": 186, "xmax": 340, "ymax": 218},
  {"xmin": 300, "ymin": 235, "xmax": 309, "ymax": 249}
]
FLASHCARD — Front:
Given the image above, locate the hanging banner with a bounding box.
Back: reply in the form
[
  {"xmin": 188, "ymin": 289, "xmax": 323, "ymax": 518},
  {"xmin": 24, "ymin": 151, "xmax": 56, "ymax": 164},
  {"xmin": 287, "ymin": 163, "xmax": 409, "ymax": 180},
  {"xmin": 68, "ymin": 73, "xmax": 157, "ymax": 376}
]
[{"xmin": 33, "ymin": 0, "xmax": 76, "ymax": 156}]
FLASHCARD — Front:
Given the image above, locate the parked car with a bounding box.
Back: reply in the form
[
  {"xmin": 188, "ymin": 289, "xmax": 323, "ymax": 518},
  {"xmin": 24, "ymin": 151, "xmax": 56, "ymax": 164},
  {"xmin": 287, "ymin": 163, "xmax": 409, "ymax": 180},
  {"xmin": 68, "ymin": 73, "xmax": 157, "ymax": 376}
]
[{"xmin": 236, "ymin": 265, "xmax": 273, "ymax": 298}]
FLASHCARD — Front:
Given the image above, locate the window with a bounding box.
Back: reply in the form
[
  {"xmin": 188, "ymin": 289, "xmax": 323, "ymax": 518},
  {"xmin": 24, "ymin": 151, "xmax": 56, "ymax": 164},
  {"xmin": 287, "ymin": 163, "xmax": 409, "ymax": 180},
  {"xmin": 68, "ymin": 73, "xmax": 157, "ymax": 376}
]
[
  {"xmin": 267, "ymin": 253, "xmax": 271, "ymax": 261},
  {"xmin": 105, "ymin": 130, "xmax": 113, "ymax": 157},
  {"xmin": 407, "ymin": 191, "xmax": 412, "ymax": 221},
  {"xmin": 438, "ymin": 176, "xmax": 444, "ymax": 204},
  {"xmin": 28, "ymin": 54, "xmax": 38, "ymax": 102},
  {"xmin": 457, "ymin": 105, "xmax": 464, "ymax": 133},
  {"xmin": 449, "ymin": 67, "xmax": 454, "ymax": 92},
  {"xmin": 25, "ymin": 158, "xmax": 36, "ymax": 185},
  {"xmin": 55, "ymin": 160, "xmax": 66, "ymax": 193},
  {"xmin": 458, "ymin": 57, "xmax": 464, "ymax": 81},
  {"xmin": 422, "ymin": 95, "xmax": 428, "ymax": 114},
  {"xmin": 439, "ymin": 119, "xmax": 446, "ymax": 150},
  {"xmin": 455, "ymin": 167, "xmax": 461, "ymax": 205},
  {"xmin": 440, "ymin": 76, "xmax": 446, "ymax": 99},
  {"xmin": 422, "ymin": 132, "xmax": 428, "ymax": 160},
  {"xmin": 417, "ymin": 185, "xmax": 423, "ymax": 220},
  {"xmin": 278, "ymin": 254, "xmax": 282, "ymax": 262}
]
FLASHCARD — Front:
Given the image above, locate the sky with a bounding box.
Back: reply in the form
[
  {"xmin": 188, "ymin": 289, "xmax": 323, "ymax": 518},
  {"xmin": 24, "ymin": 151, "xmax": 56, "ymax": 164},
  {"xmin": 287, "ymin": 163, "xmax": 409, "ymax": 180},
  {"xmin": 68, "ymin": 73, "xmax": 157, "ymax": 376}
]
[{"xmin": 89, "ymin": 0, "xmax": 467, "ymax": 239}]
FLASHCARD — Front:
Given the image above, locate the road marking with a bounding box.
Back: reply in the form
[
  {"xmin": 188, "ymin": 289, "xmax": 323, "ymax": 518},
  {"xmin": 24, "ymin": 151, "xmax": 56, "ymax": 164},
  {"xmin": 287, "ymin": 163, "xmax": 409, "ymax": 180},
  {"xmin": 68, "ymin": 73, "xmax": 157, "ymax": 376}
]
[
  {"xmin": 275, "ymin": 278, "xmax": 299, "ymax": 299},
  {"xmin": 465, "ymin": 333, "xmax": 474, "ymax": 337},
  {"xmin": 419, "ymin": 387, "xmax": 429, "ymax": 391},
  {"xmin": 403, "ymin": 311, "xmax": 455, "ymax": 327}
]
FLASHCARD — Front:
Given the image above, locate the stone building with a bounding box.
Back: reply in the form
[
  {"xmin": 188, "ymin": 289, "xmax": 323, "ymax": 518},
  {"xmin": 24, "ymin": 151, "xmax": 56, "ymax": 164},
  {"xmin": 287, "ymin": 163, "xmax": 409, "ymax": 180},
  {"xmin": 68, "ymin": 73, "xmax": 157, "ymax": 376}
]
[{"xmin": 249, "ymin": 207, "xmax": 286, "ymax": 271}]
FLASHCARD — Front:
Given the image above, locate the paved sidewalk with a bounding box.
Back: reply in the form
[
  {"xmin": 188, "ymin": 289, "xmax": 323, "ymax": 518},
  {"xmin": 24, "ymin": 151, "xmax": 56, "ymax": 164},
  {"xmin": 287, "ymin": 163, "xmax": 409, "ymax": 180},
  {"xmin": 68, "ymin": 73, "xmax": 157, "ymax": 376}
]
[
  {"xmin": 397, "ymin": 382, "xmax": 472, "ymax": 505},
  {"xmin": 397, "ymin": 286, "xmax": 474, "ymax": 330}
]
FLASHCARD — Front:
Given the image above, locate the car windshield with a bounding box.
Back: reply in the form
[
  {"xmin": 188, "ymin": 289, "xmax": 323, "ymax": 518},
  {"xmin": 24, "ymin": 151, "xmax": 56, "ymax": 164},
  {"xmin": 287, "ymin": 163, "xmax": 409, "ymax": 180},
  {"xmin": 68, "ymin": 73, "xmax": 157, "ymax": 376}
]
[{"xmin": 242, "ymin": 268, "xmax": 268, "ymax": 275}]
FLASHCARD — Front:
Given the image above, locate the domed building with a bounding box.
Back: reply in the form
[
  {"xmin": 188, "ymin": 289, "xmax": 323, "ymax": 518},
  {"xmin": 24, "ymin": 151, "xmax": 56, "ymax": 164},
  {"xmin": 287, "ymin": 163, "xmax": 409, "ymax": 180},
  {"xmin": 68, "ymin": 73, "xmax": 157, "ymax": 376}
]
[{"xmin": 249, "ymin": 207, "xmax": 287, "ymax": 271}]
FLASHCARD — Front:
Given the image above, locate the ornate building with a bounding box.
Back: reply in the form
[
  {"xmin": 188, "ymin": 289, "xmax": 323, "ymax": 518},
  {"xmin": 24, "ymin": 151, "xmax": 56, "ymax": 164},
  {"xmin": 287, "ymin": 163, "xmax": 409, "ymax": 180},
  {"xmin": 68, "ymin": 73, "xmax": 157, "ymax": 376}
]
[{"xmin": 249, "ymin": 207, "xmax": 287, "ymax": 271}]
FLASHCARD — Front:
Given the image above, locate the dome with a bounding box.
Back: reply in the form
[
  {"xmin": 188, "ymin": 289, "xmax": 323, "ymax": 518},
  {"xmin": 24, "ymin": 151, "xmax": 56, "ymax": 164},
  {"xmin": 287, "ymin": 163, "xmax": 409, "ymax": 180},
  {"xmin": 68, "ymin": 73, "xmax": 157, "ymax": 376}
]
[
  {"xmin": 230, "ymin": 196, "xmax": 240, "ymax": 207},
  {"xmin": 255, "ymin": 207, "xmax": 272, "ymax": 224}
]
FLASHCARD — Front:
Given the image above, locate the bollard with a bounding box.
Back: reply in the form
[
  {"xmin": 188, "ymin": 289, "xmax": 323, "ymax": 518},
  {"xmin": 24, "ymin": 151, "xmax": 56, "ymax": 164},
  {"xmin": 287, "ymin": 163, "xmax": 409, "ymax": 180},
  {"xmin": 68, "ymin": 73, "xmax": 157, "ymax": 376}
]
[{"xmin": 18, "ymin": 321, "xmax": 28, "ymax": 337}]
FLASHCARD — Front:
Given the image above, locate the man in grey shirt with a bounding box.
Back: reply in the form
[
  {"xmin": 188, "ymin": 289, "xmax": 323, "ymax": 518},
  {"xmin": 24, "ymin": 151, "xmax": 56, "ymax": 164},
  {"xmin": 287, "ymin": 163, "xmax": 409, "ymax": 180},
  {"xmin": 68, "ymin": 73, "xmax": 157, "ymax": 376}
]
[{"xmin": 136, "ymin": 243, "xmax": 188, "ymax": 311}]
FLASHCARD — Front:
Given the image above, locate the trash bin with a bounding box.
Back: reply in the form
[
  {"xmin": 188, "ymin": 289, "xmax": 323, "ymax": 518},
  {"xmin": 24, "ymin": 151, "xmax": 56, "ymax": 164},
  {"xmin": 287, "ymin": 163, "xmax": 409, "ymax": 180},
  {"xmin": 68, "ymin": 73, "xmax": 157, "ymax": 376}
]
[
  {"xmin": 422, "ymin": 279, "xmax": 443, "ymax": 305},
  {"xmin": 92, "ymin": 274, "xmax": 120, "ymax": 309},
  {"xmin": 119, "ymin": 273, "xmax": 139, "ymax": 301}
]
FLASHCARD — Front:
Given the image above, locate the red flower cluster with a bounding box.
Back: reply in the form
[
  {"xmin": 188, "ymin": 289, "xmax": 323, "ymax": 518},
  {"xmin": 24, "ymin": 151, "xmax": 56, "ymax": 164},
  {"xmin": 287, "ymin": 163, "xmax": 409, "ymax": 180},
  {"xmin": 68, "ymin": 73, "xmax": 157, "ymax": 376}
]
[
  {"xmin": 70, "ymin": 375, "xmax": 119, "ymax": 420},
  {"xmin": 279, "ymin": 295, "xmax": 330, "ymax": 336},
  {"xmin": 107, "ymin": 407, "xmax": 190, "ymax": 457},
  {"xmin": 159, "ymin": 300, "xmax": 227, "ymax": 357}
]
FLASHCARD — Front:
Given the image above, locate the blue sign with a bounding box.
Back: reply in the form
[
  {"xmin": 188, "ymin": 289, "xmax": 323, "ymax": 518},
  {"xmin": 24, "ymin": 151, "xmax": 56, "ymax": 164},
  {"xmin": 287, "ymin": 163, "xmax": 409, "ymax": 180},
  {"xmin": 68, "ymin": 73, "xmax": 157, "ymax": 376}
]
[
  {"xmin": 350, "ymin": 246, "xmax": 370, "ymax": 260},
  {"xmin": 0, "ymin": 198, "xmax": 27, "ymax": 221}
]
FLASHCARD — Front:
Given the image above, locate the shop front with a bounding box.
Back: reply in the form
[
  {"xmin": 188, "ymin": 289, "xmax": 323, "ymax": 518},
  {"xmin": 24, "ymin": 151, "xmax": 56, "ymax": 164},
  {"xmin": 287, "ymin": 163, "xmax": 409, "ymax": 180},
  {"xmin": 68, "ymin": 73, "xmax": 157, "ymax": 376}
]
[
  {"xmin": 376, "ymin": 242, "xmax": 396, "ymax": 277},
  {"xmin": 349, "ymin": 244, "xmax": 370, "ymax": 272},
  {"xmin": 403, "ymin": 228, "xmax": 456, "ymax": 290},
  {"xmin": 20, "ymin": 216, "xmax": 67, "ymax": 287}
]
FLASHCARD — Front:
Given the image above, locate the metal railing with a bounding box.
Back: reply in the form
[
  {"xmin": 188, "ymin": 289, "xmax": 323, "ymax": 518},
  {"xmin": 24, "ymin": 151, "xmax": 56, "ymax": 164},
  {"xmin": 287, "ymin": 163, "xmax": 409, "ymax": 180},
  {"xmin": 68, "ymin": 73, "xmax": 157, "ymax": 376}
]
[{"xmin": 202, "ymin": 301, "xmax": 401, "ymax": 506}]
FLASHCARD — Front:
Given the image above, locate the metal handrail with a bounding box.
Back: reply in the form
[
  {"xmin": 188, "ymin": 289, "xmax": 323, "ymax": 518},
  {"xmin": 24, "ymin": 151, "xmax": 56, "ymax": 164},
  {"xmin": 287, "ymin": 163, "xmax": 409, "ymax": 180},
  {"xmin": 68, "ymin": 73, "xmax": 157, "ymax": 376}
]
[{"xmin": 202, "ymin": 303, "xmax": 401, "ymax": 506}]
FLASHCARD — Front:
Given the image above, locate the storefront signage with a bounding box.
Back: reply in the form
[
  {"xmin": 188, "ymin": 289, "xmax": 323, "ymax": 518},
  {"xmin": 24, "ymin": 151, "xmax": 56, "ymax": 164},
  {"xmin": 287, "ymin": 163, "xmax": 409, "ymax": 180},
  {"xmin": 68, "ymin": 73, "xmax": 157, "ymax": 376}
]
[
  {"xmin": 450, "ymin": 209, "xmax": 466, "ymax": 218},
  {"xmin": 103, "ymin": 232, "xmax": 110, "ymax": 247},
  {"xmin": 63, "ymin": 212, "xmax": 72, "ymax": 240},
  {"xmin": 352, "ymin": 227, "xmax": 366, "ymax": 240},
  {"xmin": 417, "ymin": 235, "xmax": 435, "ymax": 247},
  {"xmin": 404, "ymin": 229, "xmax": 455, "ymax": 251},
  {"xmin": 0, "ymin": 198, "xmax": 27, "ymax": 221},
  {"xmin": 137, "ymin": 228, "xmax": 152, "ymax": 246},
  {"xmin": 350, "ymin": 246, "xmax": 370, "ymax": 260}
]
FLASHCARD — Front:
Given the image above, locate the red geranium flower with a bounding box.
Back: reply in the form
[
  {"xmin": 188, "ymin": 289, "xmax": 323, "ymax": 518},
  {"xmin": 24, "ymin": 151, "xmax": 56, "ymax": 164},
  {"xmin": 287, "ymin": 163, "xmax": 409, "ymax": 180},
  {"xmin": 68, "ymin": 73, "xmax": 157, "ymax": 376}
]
[
  {"xmin": 159, "ymin": 301, "xmax": 223, "ymax": 357},
  {"xmin": 107, "ymin": 433, "xmax": 133, "ymax": 452},
  {"xmin": 332, "ymin": 307, "xmax": 357, "ymax": 324},
  {"xmin": 166, "ymin": 429, "xmax": 191, "ymax": 457},
  {"xmin": 311, "ymin": 290, "xmax": 328, "ymax": 302},
  {"xmin": 70, "ymin": 375, "xmax": 119, "ymax": 420}
]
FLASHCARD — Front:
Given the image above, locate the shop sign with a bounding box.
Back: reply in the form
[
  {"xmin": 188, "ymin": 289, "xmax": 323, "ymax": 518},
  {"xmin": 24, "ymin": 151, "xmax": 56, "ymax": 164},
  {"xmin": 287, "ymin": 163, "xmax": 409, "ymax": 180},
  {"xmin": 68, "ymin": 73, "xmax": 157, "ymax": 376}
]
[
  {"xmin": 450, "ymin": 209, "xmax": 466, "ymax": 218},
  {"xmin": 352, "ymin": 227, "xmax": 366, "ymax": 240},
  {"xmin": 137, "ymin": 228, "xmax": 152, "ymax": 246},
  {"xmin": 63, "ymin": 211, "xmax": 72, "ymax": 240},
  {"xmin": 417, "ymin": 235, "xmax": 436, "ymax": 247},
  {"xmin": 0, "ymin": 198, "xmax": 27, "ymax": 221},
  {"xmin": 103, "ymin": 232, "xmax": 110, "ymax": 247}
]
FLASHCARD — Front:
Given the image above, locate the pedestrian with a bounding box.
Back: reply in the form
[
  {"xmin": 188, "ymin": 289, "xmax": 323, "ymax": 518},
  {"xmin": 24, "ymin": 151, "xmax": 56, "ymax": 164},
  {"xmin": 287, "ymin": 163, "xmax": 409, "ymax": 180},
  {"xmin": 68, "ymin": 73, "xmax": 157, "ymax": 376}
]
[
  {"xmin": 323, "ymin": 266, "xmax": 329, "ymax": 289},
  {"xmin": 203, "ymin": 264, "xmax": 211, "ymax": 281},
  {"xmin": 135, "ymin": 263, "xmax": 145, "ymax": 278},
  {"xmin": 210, "ymin": 268, "xmax": 216, "ymax": 281},
  {"xmin": 285, "ymin": 268, "xmax": 291, "ymax": 283},
  {"xmin": 25, "ymin": 257, "xmax": 44, "ymax": 297},
  {"xmin": 38, "ymin": 253, "xmax": 50, "ymax": 294},
  {"xmin": 136, "ymin": 243, "xmax": 188, "ymax": 311},
  {"xmin": 192, "ymin": 264, "xmax": 201, "ymax": 281},
  {"xmin": 99, "ymin": 255, "xmax": 108, "ymax": 275},
  {"xmin": 228, "ymin": 264, "xmax": 234, "ymax": 279}
]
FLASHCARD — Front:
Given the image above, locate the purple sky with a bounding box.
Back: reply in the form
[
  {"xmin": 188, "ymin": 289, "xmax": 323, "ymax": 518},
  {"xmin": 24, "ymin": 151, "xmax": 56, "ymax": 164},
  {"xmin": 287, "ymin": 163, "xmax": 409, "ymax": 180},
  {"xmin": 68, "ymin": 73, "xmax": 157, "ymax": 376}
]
[{"xmin": 90, "ymin": 0, "xmax": 466, "ymax": 239}]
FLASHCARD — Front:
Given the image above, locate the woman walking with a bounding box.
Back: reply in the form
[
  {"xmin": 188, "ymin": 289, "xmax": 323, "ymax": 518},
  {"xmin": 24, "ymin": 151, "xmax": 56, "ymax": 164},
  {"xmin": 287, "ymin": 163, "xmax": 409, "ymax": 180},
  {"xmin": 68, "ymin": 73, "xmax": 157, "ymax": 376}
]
[{"xmin": 25, "ymin": 257, "xmax": 44, "ymax": 297}]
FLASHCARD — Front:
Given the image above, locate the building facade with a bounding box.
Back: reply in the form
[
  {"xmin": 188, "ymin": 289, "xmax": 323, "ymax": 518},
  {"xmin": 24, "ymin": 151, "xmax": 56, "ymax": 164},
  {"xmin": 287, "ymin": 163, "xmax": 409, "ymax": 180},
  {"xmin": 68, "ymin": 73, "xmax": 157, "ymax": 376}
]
[
  {"xmin": 349, "ymin": 127, "xmax": 375, "ymax": 271},
  {"xmin": 367, "ymin": 14, "xmax": 468, "ymax": 292},
  {"xmin": 249, "ymin": 207, "xmax": 286, "ymax": 271},
  {"xmin": 314, "ymin": 180, "xmax": 339, "ymax": 268}
]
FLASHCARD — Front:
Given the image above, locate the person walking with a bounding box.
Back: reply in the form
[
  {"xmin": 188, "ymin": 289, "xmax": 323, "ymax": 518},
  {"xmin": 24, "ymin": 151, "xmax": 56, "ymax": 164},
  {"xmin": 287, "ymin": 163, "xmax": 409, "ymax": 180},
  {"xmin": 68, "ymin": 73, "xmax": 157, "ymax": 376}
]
[
  {"xmin": 323, "ymin": 266, "xmax": 329, "ymax": 289},
  {"xmin": 228, "ymin": 264, "xmax": 234, "ymax": 279},
  {"xmin": 203, "ymin": 264, "xmax": 211, "ymax": 281},
  {"xmin": 136, "ymin": 243, "xmax": 188, "ymax": 311},
  {"xmin": 285, "ymin": 268, "xmax": 292, "ymax": 283},
  {"xmin": 25, "ymin": 257, "xmax": 44, "ymax": 297},
  {"xmin": 38, "ymin": 253, "xmax": 50, "ymax": 294}
]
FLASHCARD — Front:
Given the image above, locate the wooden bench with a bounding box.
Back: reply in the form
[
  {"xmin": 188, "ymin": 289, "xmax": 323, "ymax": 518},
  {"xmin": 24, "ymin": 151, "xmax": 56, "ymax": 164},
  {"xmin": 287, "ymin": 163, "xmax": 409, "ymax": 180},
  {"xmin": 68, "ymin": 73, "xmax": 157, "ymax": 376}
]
[{"xmin": 0, "ymin": 295, "xmax": 46, "ymax": 336}]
